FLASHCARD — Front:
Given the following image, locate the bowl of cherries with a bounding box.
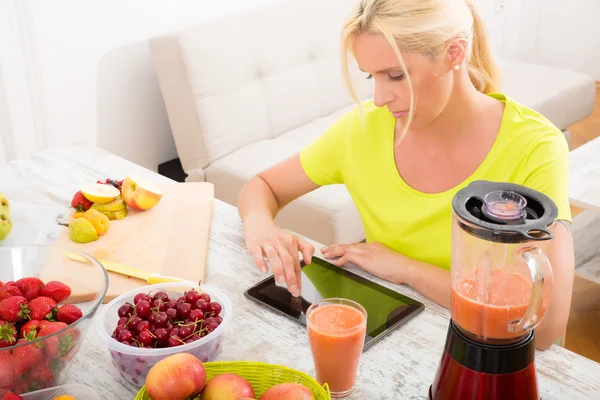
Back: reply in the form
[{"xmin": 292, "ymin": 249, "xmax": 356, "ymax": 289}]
[{"xmin": 96, "ymin": 282, "xmax": 232, "ymax": 388}]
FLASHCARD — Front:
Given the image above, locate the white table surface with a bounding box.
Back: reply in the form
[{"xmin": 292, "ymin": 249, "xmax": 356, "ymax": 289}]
[
  {"xmin": 569, "ymin": 135, "xmax": 600, "ymax": 211},
  {"xmin": 2, "ymin": 144, "xmax": 600, "ymax": 399}
]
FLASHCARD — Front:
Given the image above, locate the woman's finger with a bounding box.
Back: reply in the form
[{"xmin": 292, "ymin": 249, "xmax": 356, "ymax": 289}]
[
  {"xmin": 321, "ymin": 244, "xmax": 347, "ymax": 258},
  {"xmin": 275, "ymin": 241, "xmax": 300, "ymax": 297},
  {"xmin": 298, "ymin": 237, "xmax": 315, "ymax": 265},
  {"xmin": 330, "ymin": 250, "xmax": 364, "ymax": 268},
  {"xmin": 248, "ymin": 243, "xmax": 268, "ymax": 273},
  {"xmin": 286, "ymin": 238, "xmax": 302, "ymax": 297},
  {"xmin": 263, "ymin": 244, "xmax": 285, "ymax": 284}
]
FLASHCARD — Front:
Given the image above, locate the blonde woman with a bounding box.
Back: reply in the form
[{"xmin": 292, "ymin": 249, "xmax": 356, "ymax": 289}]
[{"xmin": 237, "ymin": 0, "xmax": 574, "ymax": 350}]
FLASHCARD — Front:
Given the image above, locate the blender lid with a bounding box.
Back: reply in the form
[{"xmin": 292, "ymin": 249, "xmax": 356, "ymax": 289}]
[{"xmin": 452, "ymin": 180, "xmax": 558, "ymax": 243}]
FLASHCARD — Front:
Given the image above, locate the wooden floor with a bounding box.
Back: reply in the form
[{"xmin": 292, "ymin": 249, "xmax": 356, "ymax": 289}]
[{"xmin": 565, "ymin": 86, "xmax": 600, "ymax": 362}]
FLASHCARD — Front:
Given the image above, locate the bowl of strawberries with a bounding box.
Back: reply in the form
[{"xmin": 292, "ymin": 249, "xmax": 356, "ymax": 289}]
[{"xmin": 0, "ymin": 245, "xmax": 109, "ymax": 397}]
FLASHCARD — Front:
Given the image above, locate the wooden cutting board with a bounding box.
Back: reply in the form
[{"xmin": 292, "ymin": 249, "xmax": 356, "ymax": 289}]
[{"xmin": 44, "ymin": 182, "xmax": 214, "ymax": 303}]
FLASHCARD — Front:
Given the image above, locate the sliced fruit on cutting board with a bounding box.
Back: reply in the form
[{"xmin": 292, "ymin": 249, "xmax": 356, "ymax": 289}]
[
  {"xmin": 68, "ymin": 217, "xmax": 99, "ymax": 243},
  {"xmin": 91, "ymin": 196, "xmax": 128, "ymax": 220},
  {"xmin": 48, "ymin": 182, "xmax": 214, "ymax": 303},
  {"xmin": 80, "ymin": 183, "xmax": 121, "ymax": 204},
  {"xmin": 122, "ymin": 176, "xmax": 163, "ymax": 211}
]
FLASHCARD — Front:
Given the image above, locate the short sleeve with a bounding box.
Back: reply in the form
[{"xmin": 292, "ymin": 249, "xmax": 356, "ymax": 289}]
[
  {"xmin": 299, "ymin": 108, "xmax": 357, "ymax": 186},
  {"xmin": 522, "ymin": 134, "xmax": 572, "ymax": 223}
]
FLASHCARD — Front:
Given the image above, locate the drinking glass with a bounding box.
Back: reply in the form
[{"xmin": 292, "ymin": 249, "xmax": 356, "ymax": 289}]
[{"xmin": 306, "ymin": 298, "xmax": 367, "ymax": 398}]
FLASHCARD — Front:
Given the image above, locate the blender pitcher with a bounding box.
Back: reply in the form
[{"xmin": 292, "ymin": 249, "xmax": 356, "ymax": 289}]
[{"xmin": 450, "ymin": 180, "xmax": 557, "ymax": 343}]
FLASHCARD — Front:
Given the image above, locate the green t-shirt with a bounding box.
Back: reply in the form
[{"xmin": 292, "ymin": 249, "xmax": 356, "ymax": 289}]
[{"xmin": 300, "ymin": 94, "xmax": 571, "ymax": 271}]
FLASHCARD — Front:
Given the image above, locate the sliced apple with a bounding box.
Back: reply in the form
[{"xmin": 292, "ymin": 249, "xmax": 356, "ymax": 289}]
[
  {"xmin": 80, "ymin": 183, "xmax": 121, "ymax": 204},
  {"xmin": 121, "ymin": 176, "xmax": 163, "ymax": 211}
]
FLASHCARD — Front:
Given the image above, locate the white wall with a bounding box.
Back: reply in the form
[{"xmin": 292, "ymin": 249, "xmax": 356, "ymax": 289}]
[
  {"xmin": 24, "ymin": 0, "xmax": 284, "ymax": 171},
  {"xmin": 536, "ymin": 0, "xmax": 600, "ymax": 80},
  {"xmin": 0, "ymin": 0, "xmax": 597, "ymax": 170}
]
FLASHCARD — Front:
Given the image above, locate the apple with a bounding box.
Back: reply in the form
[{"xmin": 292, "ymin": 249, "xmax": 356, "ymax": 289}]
[
  {"xmin": 146, "ymin": 353, "xmax": 206, "ymax": 400},
  {"xmin": 121, "ymin": 176, "xmax": 163, "ymax": 211},
  {"xmin": 201, "ymin": 373, "xmax": 255, "ymax": 400},
  {"xmin": 259, "ymin": 383, "xmax": 315, "ymax": 400},
  {"xmin": 0, "ymin": 192, "xmax": 9, "ymax": 214},
  {"xmin": 0, "ymin": 208, "xmax": 12, "ymax": 241}
]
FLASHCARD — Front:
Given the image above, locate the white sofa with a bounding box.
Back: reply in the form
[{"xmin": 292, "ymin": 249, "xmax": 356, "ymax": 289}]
[{"xmin": 149, "ymin": 0, "xmax": 596, "ymax": 246}]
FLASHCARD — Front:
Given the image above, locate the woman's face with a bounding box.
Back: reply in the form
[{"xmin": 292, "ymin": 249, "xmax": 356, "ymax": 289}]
[{"xmin": 352, "ymin": 32, "xmax": 456, "ymax": 129}]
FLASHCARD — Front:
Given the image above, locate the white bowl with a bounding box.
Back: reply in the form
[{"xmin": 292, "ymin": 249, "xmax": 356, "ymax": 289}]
[{"xmin": 96, "ymin": 282, "xmax": 232, "ymax": 388}]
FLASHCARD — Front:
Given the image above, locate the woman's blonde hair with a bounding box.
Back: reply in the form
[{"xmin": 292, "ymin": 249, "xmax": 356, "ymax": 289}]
[{"xmin": 341, "ymin": 0, "xmax": 501, "ymax": 133}]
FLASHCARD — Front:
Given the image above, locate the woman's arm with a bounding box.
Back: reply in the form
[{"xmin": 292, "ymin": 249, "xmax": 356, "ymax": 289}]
[
  {"xmin": 322, "ymin": 221, "xmax": 574, "ymax": 350},
  {"xmin": 238, "ymin": 154, "xmax": 320, "ymax": 296},
  {"xmin": 532, "ymin": 220, "xmax": 575, "ymax": 350}
]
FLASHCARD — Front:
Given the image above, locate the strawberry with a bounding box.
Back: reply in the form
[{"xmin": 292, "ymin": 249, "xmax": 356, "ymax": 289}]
[
  {"xmin": 0, "ymin": 284, "xmax": 23, "ymax": 301},
  {"xmin": 38, "ymin": 321, "xmax": 74, "ymax": 358},
  {"xmin": 1, "ymin": 392, "xmax": 24, "ymax": 400},
  {"xmin": 70, "ymin": 190, "xmax": 93, "ymax": 212},
  {"xmin": 0, "ymin": 321, "xmax": 17, "ymax": 348},
  {"xmin": 56, "ymin": 304, "xmax": 82, "ymax": 325},
  {"xmin": 15, "ymin": 277, "xmax": 45, "ymax": 301},
  {"xmin": 20, "ymin": 319, "xmax": 49, "ymax": 339},
  {"xmin": 0, "ymin": 352, "xmax": 17, "ymax": 389},
  {"xmin": 0, "ymin": 296, "xmax": 29, "ymax": 323},
  {"xmin": 40, "ymin": 281, "xmax": 71, "ymax": 303},
  {"xmin": 12, "ymin": 338, "xmax": 44, "ymax": 374},
  {"xmin": 28, "ymin": 358, "xmax": 54, "ymax": 383},
  {"xmin": 28, "ymin": 296, "xmax": 57, "ymax": 321}
]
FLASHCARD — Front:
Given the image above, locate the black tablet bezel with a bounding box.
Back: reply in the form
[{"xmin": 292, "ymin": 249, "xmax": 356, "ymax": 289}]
[{"xmin": 244, "ymin": 256, "xmax": 425, "ymax": 351}]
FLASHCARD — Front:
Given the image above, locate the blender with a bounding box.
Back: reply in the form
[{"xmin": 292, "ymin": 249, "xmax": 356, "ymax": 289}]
[{"xmin": 429, "ymin": 180, "xmax": 557, "ymax": 400}]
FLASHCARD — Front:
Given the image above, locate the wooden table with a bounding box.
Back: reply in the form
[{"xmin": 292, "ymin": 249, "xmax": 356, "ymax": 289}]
[
  {"xmin": 2, "ymin": 144, "xmax": 600, "ymax": 399},
  {"xmin": 569, "ymin": 135, "xmax": 600, "ymax": 211}
]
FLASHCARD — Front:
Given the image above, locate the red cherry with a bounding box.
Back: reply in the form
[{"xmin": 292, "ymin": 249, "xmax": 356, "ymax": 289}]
[
  {"xmin": 208, "ymin": 302, "xmax": 222, "ymax": 316},
  {"xmin": 185, "ymin": 290, "xmax": 201, "ymax": 304},
  {"xmin": 198, "ymin": 293, "xmax": 211, "ymax": 303},
  {"xmin": 195, "ymin": 299, "xmax": 209, "ymax": 312},
  {"xmin": 190, "ymin": 309, "xmax": 204, "ymax": 321},
  {"xmin": 138, "ymin": 330, "xmax": 155, "ymax": 346}
]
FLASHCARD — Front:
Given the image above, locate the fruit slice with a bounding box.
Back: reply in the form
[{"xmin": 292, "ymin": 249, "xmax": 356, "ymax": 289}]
[
  {"xmin": 104, "ymin": 208, "xmax": 128, "ymax": 220},
  {"xmin": 83, "ymin": 209, "xmax": 110, "ymax": 235},
  {"xmin": 68, "ymin": 218, "xmax": 99, "ymax": 243},
  {"xmin": 91, "ymin": 197, "xmax": 128, "ymax": 220},
  {"xmin": 122, "ymin": 176, "xmax": 163, "ymax": 211},
  {"xmin": 80, "ymin": 183, "xmax": 120, "ymax": 204}
]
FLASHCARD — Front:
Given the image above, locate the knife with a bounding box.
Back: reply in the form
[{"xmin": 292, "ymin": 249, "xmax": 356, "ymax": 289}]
[
  {"xmin": 99, "ymin": 259, "xmax": 198, "ymax": 285},
  {"xmin": 63, "ymin": 251, "xmax": 199, "ymax": 285}
]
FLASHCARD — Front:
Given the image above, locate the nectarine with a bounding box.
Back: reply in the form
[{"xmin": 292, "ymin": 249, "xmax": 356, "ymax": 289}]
[
  {"xmin": 259, "ymin": 383, "xmax": 315, "ymax": 400},
  {"xmin": 146, "ymin": 353, "xmax": 206, "ymax": 400},
  {"xmin": 200, "ymin": 373, "xmax": 255, "ymax": 400}
]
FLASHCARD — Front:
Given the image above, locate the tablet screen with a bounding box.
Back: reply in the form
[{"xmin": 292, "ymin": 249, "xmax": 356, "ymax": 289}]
[{"xmin": 245, "ymin": 256, "xmax": 424, "ymax": 349}]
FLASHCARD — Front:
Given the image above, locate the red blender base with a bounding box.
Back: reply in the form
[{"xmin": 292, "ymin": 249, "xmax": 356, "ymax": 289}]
[{"xmin": 429, "ymin": 320, "xmax": 540, "ymax": 400}]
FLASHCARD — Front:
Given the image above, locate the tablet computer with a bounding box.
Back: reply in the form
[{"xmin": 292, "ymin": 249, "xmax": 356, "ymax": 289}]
[{"xmin": 244, "ymin": 256, "xmax": 425, "ymax": 351}]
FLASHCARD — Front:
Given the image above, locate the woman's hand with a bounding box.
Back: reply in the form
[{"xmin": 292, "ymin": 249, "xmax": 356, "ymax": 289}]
[
  {"xmin": 243, "ymin": 216, "xmax": 315, "ymax": 297},
  {"xmin": 321, "ymin": 241, "xmax": 406, "ymax": 284}
]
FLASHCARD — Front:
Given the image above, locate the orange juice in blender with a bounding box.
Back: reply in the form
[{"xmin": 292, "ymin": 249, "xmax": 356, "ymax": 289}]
[{"xmin": 307, "ymin": 298, "xmax": 367, "ymax": 398}]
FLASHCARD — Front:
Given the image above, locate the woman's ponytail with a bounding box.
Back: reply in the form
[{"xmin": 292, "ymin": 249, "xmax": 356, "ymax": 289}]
[{"xmin": 464, "ymin": 0, "xmax": 501, "ymax": 94}]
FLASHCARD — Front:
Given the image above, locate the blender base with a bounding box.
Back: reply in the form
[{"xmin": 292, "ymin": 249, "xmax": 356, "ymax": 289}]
[{"xmin": 429, "ymin": 320, "xmax": 540, "ymax": 400}]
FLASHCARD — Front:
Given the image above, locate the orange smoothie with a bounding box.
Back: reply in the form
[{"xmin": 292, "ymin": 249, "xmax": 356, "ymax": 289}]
[
  {"xmin": 451, "ymin": 269, "xmax": 540, "ymax": 340},
  {"xmin": 307, "ymin": 302, "xmax": 367, "ymax": 395}
]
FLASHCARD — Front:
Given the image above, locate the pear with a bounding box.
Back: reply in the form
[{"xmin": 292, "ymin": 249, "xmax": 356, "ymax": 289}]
[
  {"xmin": 0, "ymin": 208, "xmax": 12, "ymax": 241},
  {"xmin": 0, "ymin": 193, "xmax": 9, "ymax": 214},
  {"xmin": 68, "ymin": 217, "xmax": 99, "ymax": 243}
]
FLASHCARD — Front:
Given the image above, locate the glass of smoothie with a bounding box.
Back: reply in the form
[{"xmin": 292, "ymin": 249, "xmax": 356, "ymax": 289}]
[{"xmin": 306, "ymin": 298, "xmax": 367, "ymax": 397}]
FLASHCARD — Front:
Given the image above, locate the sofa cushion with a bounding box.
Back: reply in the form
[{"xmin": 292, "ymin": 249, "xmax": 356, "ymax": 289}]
[
  {"xmin": 149, "ymin": 0, "xmax": 372, "ymax": 175},
  {"xmin": 499, "ymin": 59, "xmax": 596, "ymax": 131},
  {"xmin": 205, "ymin": 105, "xmax": 365, "ymax": 246}
]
